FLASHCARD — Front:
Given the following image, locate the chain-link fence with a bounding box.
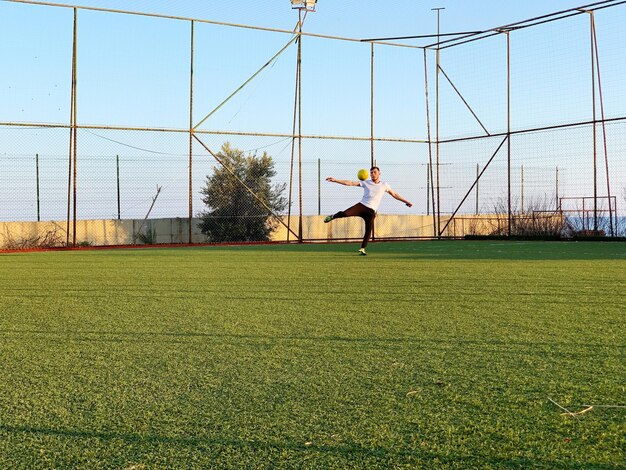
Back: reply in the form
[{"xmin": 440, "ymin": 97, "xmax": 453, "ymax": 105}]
[{"xmin": 1, "ymin": 1, "xmax": 625, "ymax": 249}]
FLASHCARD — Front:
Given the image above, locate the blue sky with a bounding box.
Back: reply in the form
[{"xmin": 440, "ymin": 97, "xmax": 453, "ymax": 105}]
[
  {"xmin": 1, "ymin": 0, "xmax": 625, "ymax": 221},
  {"xmin": 2, "ymin": 0, "xmax": 611, "ymax": 130},
  {"xmin": 14, "ymin": 0, "xmax": 599, "ymax": 39}
]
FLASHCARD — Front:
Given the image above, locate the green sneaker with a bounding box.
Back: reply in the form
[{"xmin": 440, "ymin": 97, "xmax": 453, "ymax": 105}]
[
  {"xmin": 324, "ymin": 215, "xmax": 333, "ymax": 223},
  {"xmin": 358, "ymin": 248, "xmax": 367, "ymax": 256}
]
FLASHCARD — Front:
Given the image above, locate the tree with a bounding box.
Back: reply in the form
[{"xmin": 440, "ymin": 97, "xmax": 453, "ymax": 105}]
[{"xmin": 198, "ymin": 143, "xmax": 287, "ymax": 242}]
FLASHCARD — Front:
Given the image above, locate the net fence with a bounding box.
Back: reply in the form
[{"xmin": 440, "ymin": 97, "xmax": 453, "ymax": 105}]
[{"xmin": 1, "ymin": 1, "xmax": 625, "ymax": 249}]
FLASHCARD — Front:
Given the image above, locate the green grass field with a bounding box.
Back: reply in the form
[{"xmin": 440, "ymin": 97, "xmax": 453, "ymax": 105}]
[{"xmin": 1, "ymin": 241, "xmax": 624, "ymax": 468}]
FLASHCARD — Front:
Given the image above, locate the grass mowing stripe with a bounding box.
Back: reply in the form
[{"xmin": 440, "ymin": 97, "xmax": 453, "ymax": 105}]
[{"xmin": 0, "ymin": 241, "xmax": 624, "ymax": 467}]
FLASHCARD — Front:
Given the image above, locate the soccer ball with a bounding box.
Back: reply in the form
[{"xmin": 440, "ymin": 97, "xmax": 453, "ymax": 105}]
[{"xmin": 357, "ymin": 169, "xmax": 369, "ymax": 181}]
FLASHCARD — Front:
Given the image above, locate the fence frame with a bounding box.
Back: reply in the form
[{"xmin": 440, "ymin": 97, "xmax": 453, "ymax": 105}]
[{"xmin": 1, "ymin": 0, "xmax": 625, "ymax": 245}]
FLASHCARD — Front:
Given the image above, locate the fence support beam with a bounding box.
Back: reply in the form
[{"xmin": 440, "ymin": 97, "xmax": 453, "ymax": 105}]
[
  {"xmin": 193, "ymin": 134, "xmax": 300, "ymax": 240},
  {"xmin": 440, "ymin": 136, "xmax": 508, "ymax": 236},
  {"xmin": 591, "ymin": 12, "xmax": 615, "ymax": 236}
]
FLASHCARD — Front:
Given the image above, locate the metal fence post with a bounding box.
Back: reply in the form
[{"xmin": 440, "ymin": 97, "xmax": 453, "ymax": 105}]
[
  {"xmin": 521, "ymin": 165, "xmax": 524, "ymax": 214},
  {"xmin": 426, "ymin": 163, "xmax": 430, "ymax": 215},
  {"xmin": 555, "ymin": 166, "xmax": 559, "ymax": 210},
  {"xmin": 318, "ymin": 158, "xmax": 321, "ymax": 215},
  {"xmin": 116, "ymin": 155, "xmax": 121, "ymax": 220},
  {"xmin": 475, "ymin": 163, "xmax": 479, "ymax": 215},
  {"xmin": 36, "ymin": 153, "xmax": 40, "ymax": 222}
]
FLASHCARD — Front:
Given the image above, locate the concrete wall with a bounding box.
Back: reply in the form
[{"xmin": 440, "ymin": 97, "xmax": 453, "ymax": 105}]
[
  {"xmin": 0, "ymin": 218, "xmax": 206, "ymax": 248},
  {"xmin": 0, "ymin": 214, "xmax": 497, "ymax": 249}
]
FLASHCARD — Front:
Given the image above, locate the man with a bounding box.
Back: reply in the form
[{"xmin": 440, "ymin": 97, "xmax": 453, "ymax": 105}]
[{"xmin": 324, "ymin": 166, "xmax": 413, "ymax": 255}]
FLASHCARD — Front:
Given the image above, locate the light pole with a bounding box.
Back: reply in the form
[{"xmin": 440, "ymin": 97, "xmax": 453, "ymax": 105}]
[{"xmin": 287, "ymin": 0, "xmax": 316, "ymax": 241}]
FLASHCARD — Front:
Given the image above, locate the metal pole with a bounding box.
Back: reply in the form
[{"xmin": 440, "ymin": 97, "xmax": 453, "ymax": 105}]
[
  {"xmin": 440, "ymin": 136, "xmax": 508, "ymax": 235},
  {"xmin": 194, "ymin": 36, "xmax": 299, "ymax": 131},
  {"xmin": 188, "ymin": 20, "xmax": 195, "ymax": 243},
  {"xmin": 556, "ymin": 166, "xmax": 559, "ymax": 210},
  {"xmin": 297, "ymin": 9, "xmax": 303, "ymax": 242},
  {"xmin": 66, "ymin": 132, "xmax": 72, "ymax": 243},
  {"xmin": 426, "ymin": 163, "xmax": 430, "ymax": 215},
  {"xmin": 506, "ymin": 31, "xmax": 511, "ymax": 237},
  {"xmin": 370, "ymin": 42, "xmax": 375, "ymax": 167},
  {"xmin": 589, "ymin": 12, "xmax": 598, "ymax": 232},
  {"xmin": 318, "ymin": 158, "xmax": 321, "ymax": 215},
  {"xmin": 438, "ymin": 65, "xmax": 490, "ymax": 136},
  {"xmin": 71, "ymin": 8, "xmax": 78, "ymax": 247},
  {"xmin": 475, "ymin": 163, "xmax": 479, "ymax": 215},
  {"xmin": 36, "ymin": 153, "xmax": 40, "ymax": 222},
  {"xmin": 116, "ymin": 155, "xmax": 121, "ymax": 220},
  {"xmin": 66, "ymin": 9, "xmax": 77, "ymax": 246},
  {"xmin": 522, "ymin": 165, "xmax": 524, "ymax": 214},
  {"xmin": 433, "ymin": 7, "xmax": 444, "ymax": 237},
  {"xmin": 193, "ymin": 135, "xmax": 300, "ymax": 240},
  {"xmin": 370, "ymin": 42, "xmax": 376, "ymax": 241},
  {"xmin": 286, "ymin": 21, "xmax": 301, "ymax": 242},
  {"xmin": 423, "ymin": 48, "xmax": 436, "ymax": 237},
  {"xmin": 591, "ymin": 12, "xmax": 614, "ymax": 236}
]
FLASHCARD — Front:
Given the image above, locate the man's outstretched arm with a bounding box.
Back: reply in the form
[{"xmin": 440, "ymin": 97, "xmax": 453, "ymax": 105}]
[
  {"xmin": 326, "ymin": 177, "xmax": 361, "ymax": 187},
  {"xmin": 387, "ymin": 189, "xmax": 413, "ymax": 207}
]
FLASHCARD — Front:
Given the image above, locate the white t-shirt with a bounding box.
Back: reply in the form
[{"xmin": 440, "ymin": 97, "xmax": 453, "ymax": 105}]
[{"xmin": 359, "ymin": 180, "xmax": 391, "ymax": 211}]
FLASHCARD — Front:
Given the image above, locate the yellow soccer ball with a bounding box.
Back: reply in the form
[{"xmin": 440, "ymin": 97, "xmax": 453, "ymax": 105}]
[{"xmin": 357, "ymin": 169, "xmax": 369, "ymax": 181}]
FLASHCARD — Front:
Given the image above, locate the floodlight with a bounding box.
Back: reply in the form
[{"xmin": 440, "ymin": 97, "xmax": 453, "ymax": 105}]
[{"xmin": 291, "ymin": 0, "xmax": 317, "ymax": 12}]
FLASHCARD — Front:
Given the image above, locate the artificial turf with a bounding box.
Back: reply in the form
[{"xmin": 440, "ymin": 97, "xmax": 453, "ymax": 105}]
[{"xmin": 0, "ymin": 241, "xmax": 624, "ymax": 468}]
